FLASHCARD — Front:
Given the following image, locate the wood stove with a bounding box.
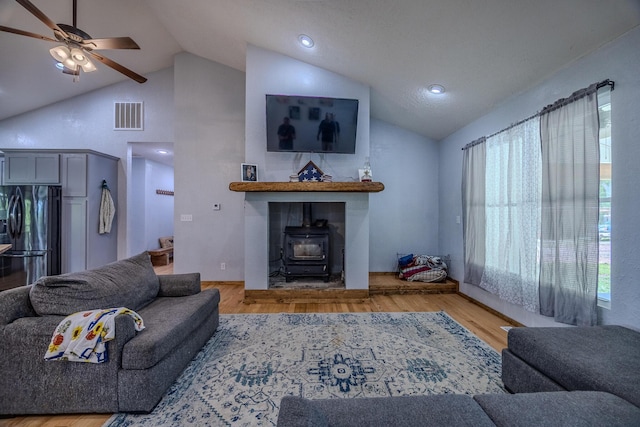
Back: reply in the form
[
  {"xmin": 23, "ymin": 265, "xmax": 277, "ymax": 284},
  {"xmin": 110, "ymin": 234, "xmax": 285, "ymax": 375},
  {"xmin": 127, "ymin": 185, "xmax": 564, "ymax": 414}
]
[
  {"xmin": 279, "ymin": 202, "xmax": 332, "ymax": 283},
  {"xmin": 283, "ymin": 225, "xmax": 330, "ymax": 282}
]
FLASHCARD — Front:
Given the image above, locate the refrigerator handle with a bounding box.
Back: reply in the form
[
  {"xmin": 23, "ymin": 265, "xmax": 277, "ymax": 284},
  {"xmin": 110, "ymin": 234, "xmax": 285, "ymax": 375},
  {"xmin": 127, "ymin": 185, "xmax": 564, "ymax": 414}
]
[
  {"xmin": 8, "ymin": 193, "xmax": 23, "ymax": 239},
  {"xmin": 15, "ymin": 193, "xmax": 23, "ymax": 238},
  {"xmin": 8, "ymin": 194, "xmax": 16, "ymax": 238}
]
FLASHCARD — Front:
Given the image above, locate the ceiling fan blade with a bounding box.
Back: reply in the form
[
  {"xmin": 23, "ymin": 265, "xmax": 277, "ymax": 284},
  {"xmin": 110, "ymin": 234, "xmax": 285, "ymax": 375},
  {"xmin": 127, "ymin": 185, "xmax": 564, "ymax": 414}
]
[
  {"xmin": 0, "ymin": 25, "xmax": 57, "ymax": 42},
  {"xmin": 16, "ymin": 0, "xmax": 69, "ymax": 39},
  {"xmin": 81, "ymin": 37, "xmax": 140, "ymax": 51},
  {"xmin": 85, "ymin": 50, "xmax": 147, "ymax": 83}
]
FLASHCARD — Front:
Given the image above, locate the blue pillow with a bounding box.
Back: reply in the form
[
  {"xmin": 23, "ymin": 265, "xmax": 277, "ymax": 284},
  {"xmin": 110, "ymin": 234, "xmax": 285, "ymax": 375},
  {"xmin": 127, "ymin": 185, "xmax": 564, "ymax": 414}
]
[{"xmin": 398, "ymin": 254, "xmax": 414, "ymax": 267}]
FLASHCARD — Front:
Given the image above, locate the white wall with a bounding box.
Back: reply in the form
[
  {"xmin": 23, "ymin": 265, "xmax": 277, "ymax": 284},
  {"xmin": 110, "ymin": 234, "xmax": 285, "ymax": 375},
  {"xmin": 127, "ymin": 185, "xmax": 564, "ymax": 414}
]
[
  {"xmin": 438, "ymin": 26, "xmax": 640, "ymax": 329},
  {"xmin": 0, "ymin": 67, "xmax": 175, "ymax": 259},
  {"xmin": 173, "ymin": 52, "xmax": 246, "ymax": 279},
  {"xmin": 130, "ymin": 157, "xmax": 147, "ymax": 255},
  {"xmin": 369, "ymin": 119, "xmax": 440, "ymax": 271}
]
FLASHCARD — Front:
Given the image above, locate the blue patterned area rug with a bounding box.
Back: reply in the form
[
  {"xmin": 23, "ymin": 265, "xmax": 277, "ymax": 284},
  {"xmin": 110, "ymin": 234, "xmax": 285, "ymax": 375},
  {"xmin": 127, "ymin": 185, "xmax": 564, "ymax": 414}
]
[{"xmin": 105, "ymin": 311, "xmax": 504, "ymax": 427}]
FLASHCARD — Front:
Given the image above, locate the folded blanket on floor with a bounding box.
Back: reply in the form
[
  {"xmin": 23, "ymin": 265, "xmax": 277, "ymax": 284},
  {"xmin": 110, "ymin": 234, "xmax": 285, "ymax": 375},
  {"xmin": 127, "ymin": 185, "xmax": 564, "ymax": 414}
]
[
  {"xmin": 399, "ymin": 255, "xmax": 448, "ymax": 282},
  {"xmin": 45, "ymin": 307, "xmax": 144, "ymax": 363}
]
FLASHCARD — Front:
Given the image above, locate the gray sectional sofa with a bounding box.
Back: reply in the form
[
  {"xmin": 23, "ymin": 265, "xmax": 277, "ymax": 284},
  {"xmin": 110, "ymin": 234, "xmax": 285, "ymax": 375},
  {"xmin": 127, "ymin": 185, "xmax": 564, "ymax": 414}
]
[
  {"xmin": 278, "ymin": 325, "xmax": 640, "ymax": 426},
  {"xmin": 0, "ymin": 252, "xmax": 220, "ymax": 415},
  {"xmin": 502, "ymin": 325, "xmax": 640, "ymax": 406}
]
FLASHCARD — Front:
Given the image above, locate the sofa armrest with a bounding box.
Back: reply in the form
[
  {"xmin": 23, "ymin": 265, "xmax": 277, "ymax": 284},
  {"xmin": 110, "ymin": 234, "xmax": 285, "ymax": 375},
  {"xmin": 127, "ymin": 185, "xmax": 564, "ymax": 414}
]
[
  {"xmin": 157, "ymin": 273, "xmax": 201, "ymax": 297},
  {"xmin": 0, "ymin": 286, "xmax": 37, "ymax": 327}
]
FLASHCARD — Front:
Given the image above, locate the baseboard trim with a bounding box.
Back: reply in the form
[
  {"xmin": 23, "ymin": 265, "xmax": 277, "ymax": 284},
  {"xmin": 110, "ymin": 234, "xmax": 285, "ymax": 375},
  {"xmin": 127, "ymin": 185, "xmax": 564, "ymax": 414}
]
[{"xmin": 456, "ymin": 292, "xmax": 524, "ymax": 327}]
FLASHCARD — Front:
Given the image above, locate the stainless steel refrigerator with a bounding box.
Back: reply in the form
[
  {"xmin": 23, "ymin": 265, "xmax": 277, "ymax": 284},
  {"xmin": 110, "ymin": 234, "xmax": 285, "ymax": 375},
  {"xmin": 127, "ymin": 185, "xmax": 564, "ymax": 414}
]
[{"xmin": 0, "ymin": 185, "xmax": 61, "ymax": 291}]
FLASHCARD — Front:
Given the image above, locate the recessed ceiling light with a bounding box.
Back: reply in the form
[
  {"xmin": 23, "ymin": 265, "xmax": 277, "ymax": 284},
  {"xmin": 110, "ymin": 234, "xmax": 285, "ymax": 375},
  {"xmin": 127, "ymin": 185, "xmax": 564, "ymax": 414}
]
[
  {"xmin": 156, "ymin": 149, "xmax": 169, "ymax": 155},
  {"xmin": 298, "ymin": 34, "xmax": 314, "ymax": 48},
  {"xmin": 428, "ymin": 84, "xmax": 445, "ymax": 94}
]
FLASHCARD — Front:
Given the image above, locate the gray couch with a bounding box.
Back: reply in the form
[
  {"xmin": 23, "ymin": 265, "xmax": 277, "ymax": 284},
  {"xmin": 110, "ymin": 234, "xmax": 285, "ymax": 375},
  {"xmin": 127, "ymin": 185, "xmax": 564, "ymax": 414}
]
[
  {"xmin": 278, "ymin": 391, "xmax": 640, "ymax": 427},
  {"xmin": 502, "ymin": 325, "xmax": 640, "ymax": 406},
  {"xmin": 278, "ymin": 325, "xmax": 640, "ymax": 426},
  {"xmin": 0, "ymin": 252, "xmax": 220, "ymax": 415}
]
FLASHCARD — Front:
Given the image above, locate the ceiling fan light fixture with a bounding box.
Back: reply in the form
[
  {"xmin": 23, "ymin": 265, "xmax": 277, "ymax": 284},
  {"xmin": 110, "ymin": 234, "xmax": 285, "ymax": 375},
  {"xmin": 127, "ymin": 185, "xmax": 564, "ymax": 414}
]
[
  {"xmin": 50, "ymin": 45, "xmax": 96, "ymax": 73},
  {"xmin": 70, "ymin": 47, "xmax": 88, "ymax": 64},
  {"xmin": 70, "ymin": 47, "xmax": 95, "ymax": 72},
  {"xmin": 50, "ymin": 45, "xmax": 71, "ymax": 62},
  {"xmin": 50, "ymin": 45, "xmax": 77, "ymax": 70},
  {"xmin": 80, "ymin": 58, "xmax": 96, "ymax": 72}
]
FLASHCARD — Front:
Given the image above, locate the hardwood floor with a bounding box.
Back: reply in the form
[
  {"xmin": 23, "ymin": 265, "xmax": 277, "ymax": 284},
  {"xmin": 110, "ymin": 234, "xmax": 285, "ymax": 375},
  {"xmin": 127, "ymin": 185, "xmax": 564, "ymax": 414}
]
[{"xmin": 1, "ymin": 264, "xmax": 517, "ymax": 427}]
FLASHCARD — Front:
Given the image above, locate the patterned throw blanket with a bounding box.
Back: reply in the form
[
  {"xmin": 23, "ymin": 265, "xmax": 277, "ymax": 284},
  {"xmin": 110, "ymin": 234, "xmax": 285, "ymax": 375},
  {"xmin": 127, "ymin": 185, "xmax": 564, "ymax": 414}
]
[{"xmin": 45, "ymin": 307, "xmax": 144, "ymax": 363}]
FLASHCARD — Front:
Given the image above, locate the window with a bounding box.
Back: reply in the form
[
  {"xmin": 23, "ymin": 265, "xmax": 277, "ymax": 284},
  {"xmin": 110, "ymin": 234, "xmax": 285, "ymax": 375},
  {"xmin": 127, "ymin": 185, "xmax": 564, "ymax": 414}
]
[{"xmin": 598, "ymin": 89, "xmax": 612, "ymax": 302}]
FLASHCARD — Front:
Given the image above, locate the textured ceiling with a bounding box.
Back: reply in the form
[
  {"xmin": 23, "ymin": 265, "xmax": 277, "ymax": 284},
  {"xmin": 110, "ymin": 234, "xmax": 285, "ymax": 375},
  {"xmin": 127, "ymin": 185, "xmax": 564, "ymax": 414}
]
[{"xmin": 1, "ymin": 0, "xmax": 639, "ymax": 143}]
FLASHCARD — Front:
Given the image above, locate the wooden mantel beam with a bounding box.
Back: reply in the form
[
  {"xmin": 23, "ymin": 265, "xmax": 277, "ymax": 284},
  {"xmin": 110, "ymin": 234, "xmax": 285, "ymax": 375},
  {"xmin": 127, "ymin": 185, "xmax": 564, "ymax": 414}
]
[{"xmin": 229, "ymin": 181, "xmax": 384, "ymax": 193}]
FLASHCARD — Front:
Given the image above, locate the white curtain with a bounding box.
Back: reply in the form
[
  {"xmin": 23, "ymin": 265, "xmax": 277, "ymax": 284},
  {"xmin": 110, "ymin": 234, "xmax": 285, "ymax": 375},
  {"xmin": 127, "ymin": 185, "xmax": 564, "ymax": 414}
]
[
  {"xmin": 479, "ymin": 118, "xmax": 542, "ymax": 312},
  {"xmin": 462, "ymin": 139, "xmax": 486, "ymax": 286},
  {"xmin": 539, "ymin": 84, "xmax": 600, "ymax": 326}
]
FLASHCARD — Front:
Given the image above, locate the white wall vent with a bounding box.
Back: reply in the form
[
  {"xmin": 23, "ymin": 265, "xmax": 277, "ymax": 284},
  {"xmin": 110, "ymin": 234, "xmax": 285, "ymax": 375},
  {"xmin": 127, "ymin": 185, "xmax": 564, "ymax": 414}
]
[{"xmin": 114, "ymin": 102, "xmax": 144, "ymax": 130}]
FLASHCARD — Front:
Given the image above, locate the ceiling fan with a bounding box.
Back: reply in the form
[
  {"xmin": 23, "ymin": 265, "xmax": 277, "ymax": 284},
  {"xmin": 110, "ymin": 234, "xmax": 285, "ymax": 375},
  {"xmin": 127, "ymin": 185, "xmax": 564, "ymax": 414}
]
[{"xmin": 0, "ymin": 0, "xmax": 147, "ymax": 83}]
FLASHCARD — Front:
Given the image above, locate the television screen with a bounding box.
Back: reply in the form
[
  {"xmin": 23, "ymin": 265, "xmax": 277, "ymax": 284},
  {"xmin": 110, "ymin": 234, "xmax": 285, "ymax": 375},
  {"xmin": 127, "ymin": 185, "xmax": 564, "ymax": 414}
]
[{"xmin": 266, "ymin": 94, "xmax": 358, "ymax": 154}]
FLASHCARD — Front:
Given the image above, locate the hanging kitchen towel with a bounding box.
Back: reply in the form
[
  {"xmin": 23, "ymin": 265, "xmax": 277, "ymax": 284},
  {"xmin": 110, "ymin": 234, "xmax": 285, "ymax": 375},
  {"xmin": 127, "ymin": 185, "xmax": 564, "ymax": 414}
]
[{"xmin": 99, "ymin": 183, "xmax": 116, "ymax": 234}]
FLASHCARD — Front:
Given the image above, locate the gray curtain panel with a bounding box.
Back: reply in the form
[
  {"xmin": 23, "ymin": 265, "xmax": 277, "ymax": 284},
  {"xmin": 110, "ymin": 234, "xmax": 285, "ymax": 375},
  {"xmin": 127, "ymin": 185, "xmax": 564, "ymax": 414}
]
[
  {"xmin": 462, "ymin": 139, "xmax": 486, "ymax": 286},
  {"xmin": 539, "ymin": 83, "xmax": 600, "ymax": 326}
]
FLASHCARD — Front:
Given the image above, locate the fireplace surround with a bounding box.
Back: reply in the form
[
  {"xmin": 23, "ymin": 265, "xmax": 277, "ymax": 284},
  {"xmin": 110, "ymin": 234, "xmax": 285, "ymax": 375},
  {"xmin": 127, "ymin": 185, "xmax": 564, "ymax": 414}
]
[
  {"xmin": 269, "ymin": 201, "xmax": 344, "ymax": 287},
  {"xmin": 231, "ymin": 181, "xmax": 384, "ymax": 297}
]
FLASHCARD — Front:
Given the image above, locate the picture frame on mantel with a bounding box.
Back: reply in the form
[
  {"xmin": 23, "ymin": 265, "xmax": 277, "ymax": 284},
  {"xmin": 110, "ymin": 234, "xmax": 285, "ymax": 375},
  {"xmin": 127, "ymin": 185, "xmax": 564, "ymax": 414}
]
[{"xmin": 241, "ymin": 163, "xmax": 258, "ymax": 182}]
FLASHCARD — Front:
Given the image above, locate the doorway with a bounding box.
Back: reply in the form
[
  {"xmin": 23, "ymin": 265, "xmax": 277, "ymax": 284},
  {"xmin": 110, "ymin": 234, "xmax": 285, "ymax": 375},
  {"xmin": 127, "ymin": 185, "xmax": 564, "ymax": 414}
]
[{"xmin": 128, "ymin": 142, "xmax": 174, "ymax": 261}]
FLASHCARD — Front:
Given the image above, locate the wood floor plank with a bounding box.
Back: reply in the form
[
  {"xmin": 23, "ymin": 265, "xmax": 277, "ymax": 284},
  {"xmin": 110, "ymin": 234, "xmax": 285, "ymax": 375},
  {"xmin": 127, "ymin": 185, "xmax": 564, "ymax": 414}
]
[{"xmin": 1, "ymin": 263, "xmax": 516, "ymax": 427}]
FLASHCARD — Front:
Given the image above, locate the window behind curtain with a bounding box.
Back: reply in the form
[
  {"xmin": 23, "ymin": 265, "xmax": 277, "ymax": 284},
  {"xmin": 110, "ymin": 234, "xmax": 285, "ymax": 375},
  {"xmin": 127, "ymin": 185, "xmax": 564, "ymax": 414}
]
[
  {"xmin": 598, "ymin": 88, "xmax": 612, "ymax": 302},
  {"xmin": 479, "ymin": 117, "xmax": 541, "ymax": 313}
]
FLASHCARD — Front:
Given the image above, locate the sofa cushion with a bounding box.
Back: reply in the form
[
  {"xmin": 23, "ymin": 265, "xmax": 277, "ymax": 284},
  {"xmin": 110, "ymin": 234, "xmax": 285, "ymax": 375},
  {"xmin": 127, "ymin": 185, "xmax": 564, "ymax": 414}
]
[
  {"xmin": 507, "ymin": 325, "xmax": 640, "ymax": 407},
  {"xmin": 277, "ymin": 395, "xmax": 496, "ymax": 427},
  {"xmin": 475, "ymin": 391, "xmax": 640, "ymax": 427},
  {"xmin": 277, "ymin": 396, "xmax": 328, "ymax": 427},
  {"xmin": 121, "ymin": 288, "xmax": 220, "ymax": 370},
  {"xmin": 29, "ymin": 252, "xmax": 159, "ymax": 316}
]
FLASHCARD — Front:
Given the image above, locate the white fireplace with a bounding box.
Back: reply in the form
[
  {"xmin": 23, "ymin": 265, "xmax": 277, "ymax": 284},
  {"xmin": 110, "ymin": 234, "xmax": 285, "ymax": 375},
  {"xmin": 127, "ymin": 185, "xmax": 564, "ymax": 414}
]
[{"xmin": 243, "ymin": 191, "xmax": 370, "ymax": 290}]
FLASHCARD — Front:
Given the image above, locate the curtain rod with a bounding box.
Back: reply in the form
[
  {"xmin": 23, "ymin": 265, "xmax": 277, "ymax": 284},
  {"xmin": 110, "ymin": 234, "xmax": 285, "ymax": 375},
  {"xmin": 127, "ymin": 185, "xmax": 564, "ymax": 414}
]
[
  {"xmin": 597, "ymin": 79, "xmax": 615, "ymax": 91},
  {"xmin": 462, "ymin": 78, "xmax": 614, "ymax": 151}
]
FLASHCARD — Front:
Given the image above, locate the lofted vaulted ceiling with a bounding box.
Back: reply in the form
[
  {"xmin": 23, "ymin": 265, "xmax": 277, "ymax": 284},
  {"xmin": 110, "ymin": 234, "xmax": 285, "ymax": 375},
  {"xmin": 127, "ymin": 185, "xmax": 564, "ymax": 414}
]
[{"xmin": 1, "ymin": 0, "xmax": 639, "ymax": 142}]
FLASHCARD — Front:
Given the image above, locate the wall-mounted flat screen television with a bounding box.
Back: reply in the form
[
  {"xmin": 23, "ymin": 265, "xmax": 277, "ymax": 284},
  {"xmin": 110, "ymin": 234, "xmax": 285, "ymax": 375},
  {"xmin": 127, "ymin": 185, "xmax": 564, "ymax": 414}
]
[{"xmin": 266, "ymin": 94, "xmax": 358, "ymax": 154}]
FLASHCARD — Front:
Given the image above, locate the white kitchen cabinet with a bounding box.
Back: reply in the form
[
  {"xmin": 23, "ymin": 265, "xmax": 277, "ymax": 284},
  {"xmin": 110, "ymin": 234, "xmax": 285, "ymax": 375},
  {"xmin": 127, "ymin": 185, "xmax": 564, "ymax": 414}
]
[{"xmin": 61, "ymin": 151, "xmax": 119, "ymax": 272}]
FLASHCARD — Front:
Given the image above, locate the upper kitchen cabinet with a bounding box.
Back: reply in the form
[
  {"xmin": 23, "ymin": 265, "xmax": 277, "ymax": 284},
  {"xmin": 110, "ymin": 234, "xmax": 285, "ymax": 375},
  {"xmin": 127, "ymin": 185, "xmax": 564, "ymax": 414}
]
[{"xmin": 3, "ymin": 152, "xmax": 60, "ymax": 184}]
